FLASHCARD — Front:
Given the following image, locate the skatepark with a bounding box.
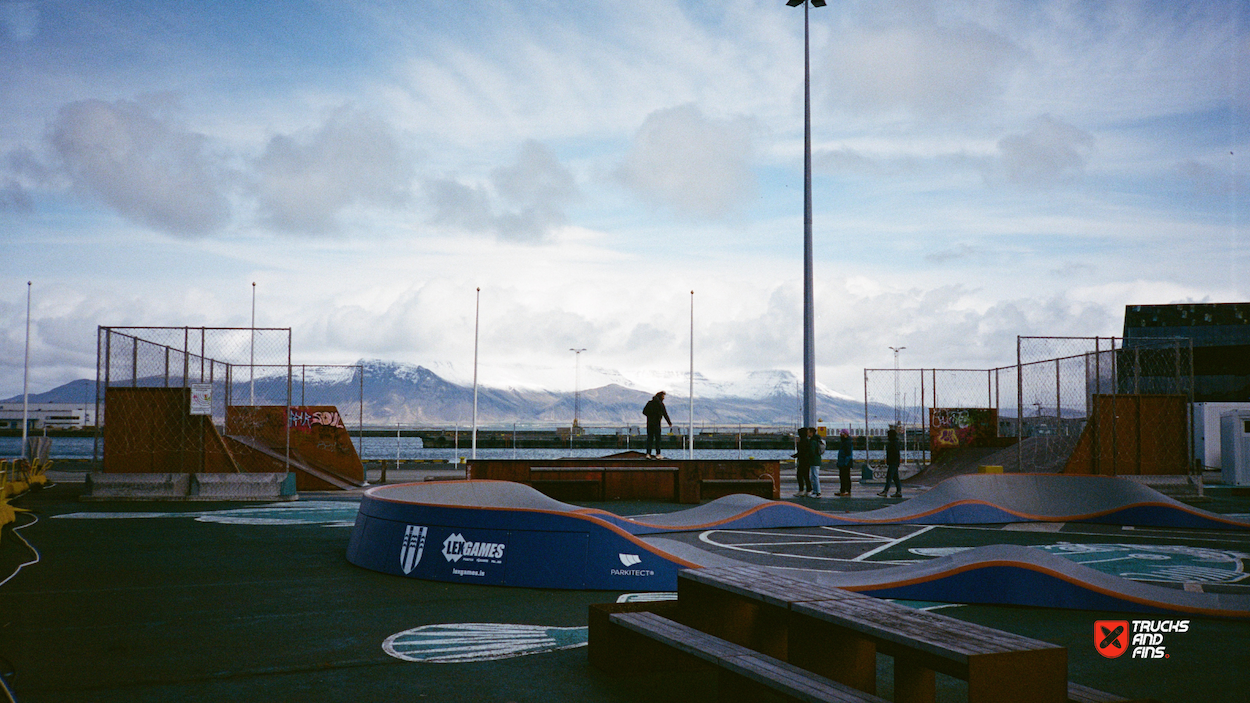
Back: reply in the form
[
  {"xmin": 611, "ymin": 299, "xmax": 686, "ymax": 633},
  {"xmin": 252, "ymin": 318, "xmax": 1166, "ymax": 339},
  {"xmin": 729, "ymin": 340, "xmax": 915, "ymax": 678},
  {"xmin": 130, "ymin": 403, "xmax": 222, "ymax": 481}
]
[
  {"xmin": 2, "ymin": 326, "xmax": 1247, "ymax": 701},
  {"xmin": 2, "ymin": 452, "xmax": 1248, "ymax": 703}
]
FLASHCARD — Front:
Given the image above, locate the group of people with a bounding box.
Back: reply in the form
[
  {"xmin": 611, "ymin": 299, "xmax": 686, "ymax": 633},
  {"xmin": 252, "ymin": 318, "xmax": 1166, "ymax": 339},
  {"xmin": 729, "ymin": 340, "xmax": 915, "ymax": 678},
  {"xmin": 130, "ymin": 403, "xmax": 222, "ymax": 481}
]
[
  {"xmin": 792, "ymin": 426, "xmax": 904, "ymax": 499},
  {"xmin": 642, "ymin": 390, "xmax": 903, "ymax": 499}
]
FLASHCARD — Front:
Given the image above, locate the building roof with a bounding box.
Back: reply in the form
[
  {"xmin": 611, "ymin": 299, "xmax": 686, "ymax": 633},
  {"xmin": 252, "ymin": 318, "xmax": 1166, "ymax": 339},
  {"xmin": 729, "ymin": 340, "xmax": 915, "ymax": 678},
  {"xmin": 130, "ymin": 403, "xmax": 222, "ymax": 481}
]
[{"xmin": 1124, "ymin": 303, "xmax": 1250, "ymax": 347}]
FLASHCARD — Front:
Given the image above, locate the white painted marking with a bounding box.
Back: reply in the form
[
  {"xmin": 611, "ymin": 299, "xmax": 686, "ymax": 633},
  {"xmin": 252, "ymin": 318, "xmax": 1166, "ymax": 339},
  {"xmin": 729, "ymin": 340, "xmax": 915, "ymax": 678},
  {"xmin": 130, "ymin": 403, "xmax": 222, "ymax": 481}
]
[
  {"xmin": 697, "ymin": 528, "xmax": 918, "ymax": 564},
  {"xmin": 854, "ymin": 525, "xmax": 937, "ymax": 562},
  {"xmin": 383, "ymin": 623, "xmax": 587, "ymax": 663},
  {"xmin": 616, "ymin": 592, "xmax": 677, "ymax": 603}
]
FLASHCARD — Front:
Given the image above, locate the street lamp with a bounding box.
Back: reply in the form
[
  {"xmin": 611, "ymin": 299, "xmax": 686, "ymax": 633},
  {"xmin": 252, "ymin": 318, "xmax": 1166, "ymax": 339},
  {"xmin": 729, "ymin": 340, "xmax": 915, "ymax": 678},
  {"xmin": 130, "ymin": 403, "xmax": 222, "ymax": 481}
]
[
  {"xmin": 570, "ymin": 348, "xmax": 586, "ymax": 448},
  {"xmin": 785, "ymin": 0, "xmax": 825, "ymax": 427},
  {"xmin": 888, "ymin": 346, "xmax": 905, "ymax": 426}
]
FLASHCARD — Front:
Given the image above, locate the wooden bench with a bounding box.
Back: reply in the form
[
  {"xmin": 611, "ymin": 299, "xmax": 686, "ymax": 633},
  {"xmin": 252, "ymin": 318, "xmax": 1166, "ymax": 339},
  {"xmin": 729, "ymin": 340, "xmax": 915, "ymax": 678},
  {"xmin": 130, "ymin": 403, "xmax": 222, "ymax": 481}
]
[
  {"xmin": 528, "ymin": 466, "xmax": 681, "ymax": 501},
  {"xmin": 610, "ymin": 611, "xmax": 887, "ymax": 703},
  {"xmin": 679, "ymin": 566, "xmax": 1070, "ymax": 703}
]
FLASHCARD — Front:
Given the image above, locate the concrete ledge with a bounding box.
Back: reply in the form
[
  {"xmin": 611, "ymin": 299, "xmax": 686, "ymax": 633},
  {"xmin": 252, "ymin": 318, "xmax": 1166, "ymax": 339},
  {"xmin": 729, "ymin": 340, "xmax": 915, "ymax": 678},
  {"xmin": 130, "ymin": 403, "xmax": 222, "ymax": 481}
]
[
  {"xmin": 82, "ymin": 473, "xmax": 297, "ymax": 501},
  {"xmin": 84, "ymin": 473, "xmax": 191, "ymax": 500},
  {"xmin": 191, "ymin": 473, "xmax": 297, "ymax": 501}
]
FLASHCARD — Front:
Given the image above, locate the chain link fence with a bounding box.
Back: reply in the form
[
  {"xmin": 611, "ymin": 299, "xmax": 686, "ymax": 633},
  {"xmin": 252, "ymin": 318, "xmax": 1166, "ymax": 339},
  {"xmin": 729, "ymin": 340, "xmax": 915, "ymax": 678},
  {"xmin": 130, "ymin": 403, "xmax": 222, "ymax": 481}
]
[
  {"xmin": 94, "ymin": 327, "xmax": 292, "ymax": 471},
  {"xmin": 865, "ymin": 336, "xmax": 1194, "ymax": 477}
]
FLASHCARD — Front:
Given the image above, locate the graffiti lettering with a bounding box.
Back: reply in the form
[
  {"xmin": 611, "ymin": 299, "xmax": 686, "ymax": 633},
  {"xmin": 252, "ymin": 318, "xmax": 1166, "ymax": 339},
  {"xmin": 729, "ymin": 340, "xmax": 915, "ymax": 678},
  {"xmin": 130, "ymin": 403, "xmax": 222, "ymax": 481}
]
[{"xmin": 289, "ymin": 407, "xmax": 346, "ymax": 432}]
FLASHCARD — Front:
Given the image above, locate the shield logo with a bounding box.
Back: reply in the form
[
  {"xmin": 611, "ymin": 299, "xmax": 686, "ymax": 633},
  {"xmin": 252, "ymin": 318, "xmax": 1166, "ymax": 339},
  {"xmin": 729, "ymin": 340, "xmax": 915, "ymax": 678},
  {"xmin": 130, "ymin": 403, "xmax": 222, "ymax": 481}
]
[
  {"xmin": 1095, "ymin": 620, "xmax": 1129, "ymax": 658},
  {"xmin": 400, "ymin": 525, "xmax": 428, "ymax": 574}
]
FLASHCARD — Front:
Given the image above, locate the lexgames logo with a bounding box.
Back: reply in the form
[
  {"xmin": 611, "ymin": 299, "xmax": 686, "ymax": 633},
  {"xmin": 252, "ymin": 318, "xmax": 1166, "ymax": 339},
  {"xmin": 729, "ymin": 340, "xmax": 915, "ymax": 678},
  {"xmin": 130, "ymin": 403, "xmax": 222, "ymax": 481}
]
[
  {"xmin": 441, "ymin": 533, "xmax": 506, "ymax": 563},
  {"xmin": 1096, "ymin": 620, "xmax": 1188, "ymax": 659}
]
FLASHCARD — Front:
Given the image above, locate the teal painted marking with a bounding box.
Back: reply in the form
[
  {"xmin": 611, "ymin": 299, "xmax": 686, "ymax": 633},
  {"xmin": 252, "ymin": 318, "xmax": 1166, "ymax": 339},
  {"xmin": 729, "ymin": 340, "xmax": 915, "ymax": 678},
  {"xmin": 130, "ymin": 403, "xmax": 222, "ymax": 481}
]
[
  {"xmin": 52, "ymin": 501, "xmax": 359, "ymax": 527},
  {"xmin": 383, "ymin": 623, "xmax": 588, "ymax": 663}
]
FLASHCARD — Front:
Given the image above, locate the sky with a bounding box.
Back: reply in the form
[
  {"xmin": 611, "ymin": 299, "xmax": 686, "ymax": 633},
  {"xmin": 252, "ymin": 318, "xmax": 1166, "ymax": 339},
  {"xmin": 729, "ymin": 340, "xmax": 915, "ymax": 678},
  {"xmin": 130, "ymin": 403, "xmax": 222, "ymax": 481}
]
[{"xmin": 1, "ymin": 0, "xmax": 1246, "ymax": 402}]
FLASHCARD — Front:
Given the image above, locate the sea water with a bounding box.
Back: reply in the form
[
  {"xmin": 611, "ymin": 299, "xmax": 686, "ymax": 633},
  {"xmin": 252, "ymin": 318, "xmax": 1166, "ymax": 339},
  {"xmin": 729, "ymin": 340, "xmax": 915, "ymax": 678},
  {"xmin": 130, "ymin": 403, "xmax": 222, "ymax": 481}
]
[{"xmin": 0, "ymin": 436, "xmax": 919, "ymax": 464}]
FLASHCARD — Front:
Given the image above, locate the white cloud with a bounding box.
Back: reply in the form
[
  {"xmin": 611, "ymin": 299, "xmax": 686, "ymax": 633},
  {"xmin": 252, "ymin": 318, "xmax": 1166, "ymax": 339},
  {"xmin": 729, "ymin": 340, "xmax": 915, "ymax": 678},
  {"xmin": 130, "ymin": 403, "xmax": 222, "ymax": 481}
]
[
  {"xmin": 996, "ymin": 114, "xmax": 1094, "ymax": 188},
  {"xmin": 616, "ymin": 104, "xmax": 756, "ymax": 219},
  {"xmin": 252, "ymin": 107, "xmax": 416, "ymax": 235},
  {"xmin": 821, "ymin": 19, "xmax": 1025, "ymax": 118},
  {"xmin": 48, "ymin": 96, "xmax": 232, "ymax": 237},
  {"xmin": 424, "ymin": 140, "xmax": 577, "ymax": 242}
]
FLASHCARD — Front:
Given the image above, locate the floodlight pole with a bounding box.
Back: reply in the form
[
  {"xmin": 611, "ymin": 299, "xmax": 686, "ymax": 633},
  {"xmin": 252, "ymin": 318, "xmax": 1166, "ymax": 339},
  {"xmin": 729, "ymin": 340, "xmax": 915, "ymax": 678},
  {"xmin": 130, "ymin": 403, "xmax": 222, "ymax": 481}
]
[
  {"xmin": 787, "ymin": 0, "xmax": 824, "ymax": 427},
  {"xmin": 570, "ymin": 348, "xmax": 586, "ymax": 450},
  {"xmin": 889, "ymin": 346, "xmax": 905, "ymax": 425}
]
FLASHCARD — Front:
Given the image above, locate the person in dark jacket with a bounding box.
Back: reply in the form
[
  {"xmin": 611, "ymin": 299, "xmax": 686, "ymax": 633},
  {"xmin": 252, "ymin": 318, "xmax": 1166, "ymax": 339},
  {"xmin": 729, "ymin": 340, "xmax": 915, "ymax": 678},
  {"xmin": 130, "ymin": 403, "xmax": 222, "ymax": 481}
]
[
  {"xmin": 879, "ymin": 427, "xmax": 903, "ymax": 497},
  {"xmin": 807, "ymin": 427, "xmax": 823, "ymax": 498},
  {"xmin": 642, "ymin": 391, "xmax": 672, "ymax": 459},
  {"xmin": 791, "ymin": 427, "xmax": 812, "ymax": 497},
  {"xmin": 835, "ymin": 429, "xmax": 854, "ymax": 496}
]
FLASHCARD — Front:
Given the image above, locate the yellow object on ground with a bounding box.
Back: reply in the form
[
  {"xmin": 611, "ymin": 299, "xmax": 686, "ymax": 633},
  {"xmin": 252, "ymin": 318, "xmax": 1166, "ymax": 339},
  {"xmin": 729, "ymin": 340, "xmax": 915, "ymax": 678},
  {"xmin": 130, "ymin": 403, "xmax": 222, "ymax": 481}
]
[{"xmin": 978, "ymin": 465, "xmax": 1004, "ymax": 474}]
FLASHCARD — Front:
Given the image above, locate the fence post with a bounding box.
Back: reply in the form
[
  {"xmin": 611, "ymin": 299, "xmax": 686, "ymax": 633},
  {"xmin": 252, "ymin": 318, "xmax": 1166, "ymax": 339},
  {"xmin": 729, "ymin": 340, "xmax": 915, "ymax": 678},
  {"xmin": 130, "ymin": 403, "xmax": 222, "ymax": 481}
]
[
  {"xmin": 862, "ymin": 371, "xmax": 869, "ymax": 452},
  {"xmin": 920, "ymin": 369, "xmax": 927, "ymax": 465},
  {"xmin": 1016, "ymin": 336, "xmax": 1023, "ymax": 473},
  {"xmin": 1055, "ymin": 359, "xmax": 1061, "ymax": 435}
]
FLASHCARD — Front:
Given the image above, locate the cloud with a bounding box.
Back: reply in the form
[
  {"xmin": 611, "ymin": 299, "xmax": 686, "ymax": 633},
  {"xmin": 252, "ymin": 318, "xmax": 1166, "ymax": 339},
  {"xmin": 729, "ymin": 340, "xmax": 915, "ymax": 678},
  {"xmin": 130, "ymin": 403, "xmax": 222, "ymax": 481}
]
[
  {"xmin": 48, "ymin": 96, "xmax": 231, "ymax": 236},
  {"xmin": 822, "ymin": 21, "xmax": 1024, "ymax": 118},
  {"xmin": 616, "ymin": 104, "xmax": 756, "ymax": 219},
  {"xmin": 997, "ymin": 114, "xmax": 1094, "ymax": 188},
  {"xmin": 252, "ymin": 107, "xmax": 416, "ymax": 234},
  {"xmin": 424, "ymin": 140, "xmax": 576, "ymax": 242},
  {"xmin": 925, "ymin": 243, "xmax": 977, "ymax": 264},
  {"xmin": 0, "ymin": 180, "xmax": 32, "ymax": 213},
  {"xmin": 1175, "ymin": 159, "xmax": 1242, "ymax": 199},
  {"xmin": 0, "ymin": 1, "xmax": 38, "ymax": 42}
]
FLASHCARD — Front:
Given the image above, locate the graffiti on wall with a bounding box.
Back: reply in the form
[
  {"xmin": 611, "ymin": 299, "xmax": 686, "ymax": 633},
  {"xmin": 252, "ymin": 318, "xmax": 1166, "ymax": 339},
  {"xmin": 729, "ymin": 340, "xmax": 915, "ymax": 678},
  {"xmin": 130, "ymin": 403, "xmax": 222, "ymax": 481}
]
[
  {"xmin": 289, "ymin": 407, "xmax": 346, "ymax": 432},
  {"xmin": 929, "ymin": 407, "xmax": 998, "ymax": 455}
]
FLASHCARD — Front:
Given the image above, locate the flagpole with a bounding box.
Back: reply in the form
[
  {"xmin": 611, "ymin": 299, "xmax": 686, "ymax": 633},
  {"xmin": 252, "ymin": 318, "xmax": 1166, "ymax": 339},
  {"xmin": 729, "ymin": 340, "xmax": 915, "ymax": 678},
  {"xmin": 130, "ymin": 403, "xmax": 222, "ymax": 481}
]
[
  {"xmin": 471, "ymin": 287, "xmax": 480, "ymax": 460},
  {"xmin": 688, "ymin": 290, "xmax": 694, "ymax": 460},
  {"xmin": 21, "ymin": 281, "xmax": 31, "ymax": 462}
]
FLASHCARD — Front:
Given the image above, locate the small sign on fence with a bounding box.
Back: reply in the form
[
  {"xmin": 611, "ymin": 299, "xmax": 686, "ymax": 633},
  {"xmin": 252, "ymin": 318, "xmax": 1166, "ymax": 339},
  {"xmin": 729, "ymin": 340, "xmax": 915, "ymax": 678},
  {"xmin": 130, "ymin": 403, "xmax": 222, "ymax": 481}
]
[{"xmin": 190, "ymin": 383, "xmax": 213, "ymax": 415}]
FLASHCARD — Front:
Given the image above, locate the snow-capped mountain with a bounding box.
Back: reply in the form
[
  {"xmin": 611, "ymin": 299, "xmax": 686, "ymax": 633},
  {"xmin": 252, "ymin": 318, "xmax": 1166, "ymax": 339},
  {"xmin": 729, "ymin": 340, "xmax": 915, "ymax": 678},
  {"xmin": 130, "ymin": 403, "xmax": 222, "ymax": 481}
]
[{"xmin": 10, "ymin": 359, "xmax": 889, "ymax": 427}]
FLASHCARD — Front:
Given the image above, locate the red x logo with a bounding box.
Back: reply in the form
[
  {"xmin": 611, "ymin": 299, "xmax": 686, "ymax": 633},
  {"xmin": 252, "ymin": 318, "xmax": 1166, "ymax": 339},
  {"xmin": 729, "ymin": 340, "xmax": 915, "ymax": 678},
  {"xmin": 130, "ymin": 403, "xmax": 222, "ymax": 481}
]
[{"xmin": 1095, "ymin": 620, "xmax": 1130, "ymax": 658}]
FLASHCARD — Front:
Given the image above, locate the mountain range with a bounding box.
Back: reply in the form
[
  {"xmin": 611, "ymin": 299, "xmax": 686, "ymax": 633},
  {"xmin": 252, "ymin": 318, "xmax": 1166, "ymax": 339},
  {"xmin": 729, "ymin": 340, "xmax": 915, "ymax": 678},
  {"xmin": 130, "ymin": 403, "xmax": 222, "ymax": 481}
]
[{"xmin": 7, "ymin": 360, "xmax": 897, "ymax": 428}]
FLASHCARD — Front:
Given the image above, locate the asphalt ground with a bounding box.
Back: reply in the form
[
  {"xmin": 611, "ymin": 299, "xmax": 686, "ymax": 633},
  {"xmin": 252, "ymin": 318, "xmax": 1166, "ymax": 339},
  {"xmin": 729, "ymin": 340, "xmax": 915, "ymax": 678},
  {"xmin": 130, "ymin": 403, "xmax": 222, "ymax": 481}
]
[{"xmin": 2, "ymin": 470, "xmax": 1248, "ymax": 703}]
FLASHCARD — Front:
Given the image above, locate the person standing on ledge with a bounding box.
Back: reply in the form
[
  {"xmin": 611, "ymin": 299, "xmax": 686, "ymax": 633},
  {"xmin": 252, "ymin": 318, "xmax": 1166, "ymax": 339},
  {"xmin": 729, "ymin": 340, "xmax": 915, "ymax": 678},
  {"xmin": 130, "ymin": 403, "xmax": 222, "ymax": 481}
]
[{"xmin": 642, "ymin": 391, "xmax": 672, "ymax": 459}]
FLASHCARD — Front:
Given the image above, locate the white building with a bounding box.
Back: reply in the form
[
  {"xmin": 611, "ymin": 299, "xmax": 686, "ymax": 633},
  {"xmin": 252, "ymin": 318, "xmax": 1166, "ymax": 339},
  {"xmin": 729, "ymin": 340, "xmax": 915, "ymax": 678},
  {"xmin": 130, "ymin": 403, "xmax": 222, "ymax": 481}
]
[{"xmin": 0, "ymin": 403, "xmax": 96, "ymax": 430}]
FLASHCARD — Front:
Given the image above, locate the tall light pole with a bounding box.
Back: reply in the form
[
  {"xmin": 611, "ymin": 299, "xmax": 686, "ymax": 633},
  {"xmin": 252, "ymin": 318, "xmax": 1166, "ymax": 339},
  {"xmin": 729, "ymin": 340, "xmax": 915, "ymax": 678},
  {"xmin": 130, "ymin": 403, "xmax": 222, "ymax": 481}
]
[
  {"xmin": 889, "ymin": 346, "xmax": 905, "ymax": 426},
  {"xmin": 472, "ymin": 288, "xmax": 480, "ymax": 460},
  {"xmin": 570, "ymin": 348, "xmax": 586, "ymax": 449},
  {"xmin": 786, "ymin": 0, "xmax": 825, "ymax": 427},
  {"xmin": 21, "ymin": 282, "xmax": 31, "ymax": 462}
]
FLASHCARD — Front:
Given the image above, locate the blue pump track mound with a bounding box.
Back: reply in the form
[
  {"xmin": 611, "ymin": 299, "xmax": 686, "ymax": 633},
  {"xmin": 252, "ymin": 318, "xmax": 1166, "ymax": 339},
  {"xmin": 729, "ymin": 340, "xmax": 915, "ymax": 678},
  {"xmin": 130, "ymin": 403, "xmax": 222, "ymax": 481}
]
[{"xmin": 345, "ymin": 474, "xmax": 1250, "ymax": 618}]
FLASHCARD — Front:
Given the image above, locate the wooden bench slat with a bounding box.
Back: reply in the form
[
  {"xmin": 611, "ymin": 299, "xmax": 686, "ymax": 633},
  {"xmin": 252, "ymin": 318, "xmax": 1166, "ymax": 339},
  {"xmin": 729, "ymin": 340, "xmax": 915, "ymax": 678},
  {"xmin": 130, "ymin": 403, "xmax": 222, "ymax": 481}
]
[
  {"xmin": 793, "ymin": 598, "xmax": 1062, "ymax": 661},
  {"xmin": 611, "ymin": 612, "xmax": 886, "ymax": 703}
]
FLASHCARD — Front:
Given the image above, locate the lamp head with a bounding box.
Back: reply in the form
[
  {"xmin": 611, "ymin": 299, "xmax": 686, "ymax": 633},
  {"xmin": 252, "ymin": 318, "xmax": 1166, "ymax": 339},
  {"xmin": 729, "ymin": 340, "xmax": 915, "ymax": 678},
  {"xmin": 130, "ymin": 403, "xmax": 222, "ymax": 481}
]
[{"xmin": 787, "ymin": 0, "xmax": 826, "ymax": 6}]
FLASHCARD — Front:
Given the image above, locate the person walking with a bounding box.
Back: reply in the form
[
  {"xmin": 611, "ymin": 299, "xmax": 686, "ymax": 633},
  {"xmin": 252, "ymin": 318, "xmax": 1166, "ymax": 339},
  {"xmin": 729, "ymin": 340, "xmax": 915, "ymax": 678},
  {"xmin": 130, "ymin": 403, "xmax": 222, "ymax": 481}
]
[
  {"xmin": 642, "ymin": 391, "xmax": 672, "ymax": 459},
  {"xmin": 807, "ymin": 427, "xmax": 824, "ymax": 498},
  {"xmin": 835, "ymin": 429, "xmax": 854, "ymax": 496},
  {"xmin": 879, "ymin": 427, "xmax": 904, "ymax": 497},
  {"xmin": 791, "ymin": 427, "xmax": 812, "ymax": 497}
]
